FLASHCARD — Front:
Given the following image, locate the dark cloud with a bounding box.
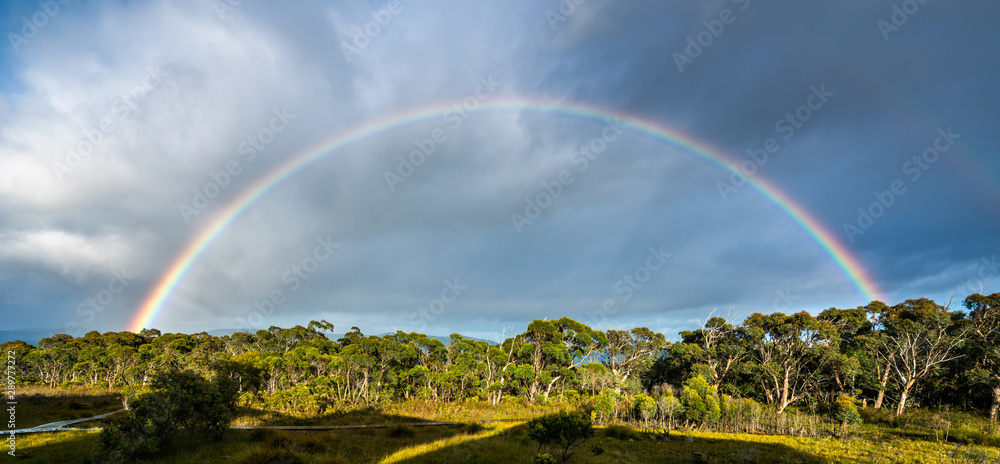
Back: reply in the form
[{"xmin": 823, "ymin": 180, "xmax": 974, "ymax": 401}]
[{"xmin": 0, "ymin": 0, "xmax": 997, "ymax": 337}]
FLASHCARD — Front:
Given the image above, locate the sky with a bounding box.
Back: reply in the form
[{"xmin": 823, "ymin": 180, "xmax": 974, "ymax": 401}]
[{"xmin": 0, "ymin": 0, "xmax": 997, "ymax": 340}]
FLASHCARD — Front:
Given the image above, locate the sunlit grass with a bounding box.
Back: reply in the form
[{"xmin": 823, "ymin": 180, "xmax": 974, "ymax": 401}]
[
  {"xmin": 11, "ymin": 405, "xmax": 1000, "ymax": 464},
  {"xmin": 379, "ymin": 422, "xmax": 515, "ymax": 463}
]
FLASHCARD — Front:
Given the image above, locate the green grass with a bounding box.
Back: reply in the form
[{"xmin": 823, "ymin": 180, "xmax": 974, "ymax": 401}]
[
  {"xmin": 10, "ymin": 396, "xmax": 1000, "ymax": 463},
  {"xmin": 12, "ymin": 421, "xmax": 1000, "ymax": 464}
]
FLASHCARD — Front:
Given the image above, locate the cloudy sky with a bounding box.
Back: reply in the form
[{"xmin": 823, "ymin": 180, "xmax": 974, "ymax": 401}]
[{"xmin": 1, "ymin": 0, "xmax": 997, "ymax": 339}]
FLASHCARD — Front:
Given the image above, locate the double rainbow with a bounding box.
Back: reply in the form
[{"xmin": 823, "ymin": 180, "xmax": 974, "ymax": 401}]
[{"xmin": 128, "ymin": 97, "xmax": 883, "ymax": 332}]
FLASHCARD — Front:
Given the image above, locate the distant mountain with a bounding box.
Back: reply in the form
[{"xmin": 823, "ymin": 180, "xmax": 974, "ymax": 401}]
[{"xmin": 0, "ymin": 328, "xmax": 59, "ymax": 346}]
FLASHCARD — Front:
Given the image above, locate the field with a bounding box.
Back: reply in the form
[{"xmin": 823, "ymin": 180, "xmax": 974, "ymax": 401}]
[
  {"xmin": 10, "ymin": 388, "xmax": 1000, "ymax": 463},
  {"xmin": 11, "ymin": 386, "xmax": 121, "ymax": 429}
]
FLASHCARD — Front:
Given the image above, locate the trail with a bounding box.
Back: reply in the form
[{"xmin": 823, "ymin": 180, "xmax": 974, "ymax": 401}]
[{"xmin": 9, "ymin": 409, "xmax": 125, "ymax": 434}]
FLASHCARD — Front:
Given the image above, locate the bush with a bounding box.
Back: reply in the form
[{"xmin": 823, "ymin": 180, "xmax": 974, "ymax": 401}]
[
  {"xmin": 593, "ymin": 389, "xmax": 620, "ymax": 424},
  {"xmin": 533, "ymin": 453, "xmax": 557, "ymax": 464},
  {"xmin": 604, "ymin": 424, "xmax": 643, "ymax": 441},
  {"xmin": 681, "ymin": 375, "xmax": 720, "ymax": 427},
  {"xmin": 527, "ymin": 411, "xmax": 595, "ymax": 464},
  {"xmin": 633, "ymin": 394, "xmax": 657, "ymax": 426},
  {"xmin": 832, "ymin": 395, "xmax": 862, "ymax": 426},
  {"xmin": 97, "ymin": 370, "xmax": 238, "ymax": 463}
]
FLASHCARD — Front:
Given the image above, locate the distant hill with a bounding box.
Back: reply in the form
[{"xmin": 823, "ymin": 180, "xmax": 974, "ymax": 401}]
[{"xmin": 0, "ymin": 328, "xmax": 59, "ymax": 346}]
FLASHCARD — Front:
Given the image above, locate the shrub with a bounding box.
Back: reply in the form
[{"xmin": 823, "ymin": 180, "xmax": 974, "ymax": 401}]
[
  {"xmin": 633, "ymin": 394, "xmax": 657, "ymax": 426},
  {"xmin": 681, "ymin": 375, "xmax": 720, "ymax": 427},
  {"xmin": 593, "ymin": 390, "xmax": 618, "ymax": 424},
  {"xmin": 832, "ymin": 395, "xmax": 862, "ymax": 426},
  {"xmin": 604, "ymin": 424, "xmax": 643, "ymax": 441},
  {"xmin": 527, "ymin": 411, "xmax": 595, "ymax": 464},
  {"xmin": 533, "ymin": 453, "xmax": 557, "ymax": 464},
  {"xmin": 97, "ymin": 370, "xmax": 238, "ymax": 463}
]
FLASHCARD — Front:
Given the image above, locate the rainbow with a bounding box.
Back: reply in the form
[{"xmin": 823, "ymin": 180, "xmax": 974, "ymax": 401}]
[{"xmin": 128, "ymin": 97, "xmax": 884, "ymax": 332}]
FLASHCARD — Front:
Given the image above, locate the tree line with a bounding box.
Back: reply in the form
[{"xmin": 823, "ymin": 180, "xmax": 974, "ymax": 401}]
[{"xmin": 3, "ymin": 293, "xmax": 999, "ymax": 423}]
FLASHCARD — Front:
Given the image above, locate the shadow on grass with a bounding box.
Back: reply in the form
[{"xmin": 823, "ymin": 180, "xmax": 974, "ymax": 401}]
[
  {"xmin": 15, "ymin": 410, "xmax": 474, "ymax": 464},
  {"xmin": 391, "ymin": 423, "xmax": 831, "ymax": 464},
  {"xmin": 233, "ymin": 405, "xmax": 447, "ymax": 427},
  {"xmin": 16, "ymin": 389, "xmax": 122, "ymax": 429}
]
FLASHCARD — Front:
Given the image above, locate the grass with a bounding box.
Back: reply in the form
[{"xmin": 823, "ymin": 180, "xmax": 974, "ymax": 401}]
[
  {"xmin": 12, "ymin": 420, "xmax": 1000, "ymax": 463},
  {"xmin": 231, "ymin": 398, "xmax": 565, "ymax": 426},
  {"xmin": 12, "ymin": 385, "xmax": 122, "ymax": 429},
  {"xmin": 10, "ymin": 395, "xmax": 1000, "ymax": 463}
]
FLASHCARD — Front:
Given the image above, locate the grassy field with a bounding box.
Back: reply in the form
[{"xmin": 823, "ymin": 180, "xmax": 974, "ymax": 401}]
[
  {"xmin": 13, "ymin": 422, "xmax": 1000, "ymax": 463},
  {"xmin": 12, "ymin": 386, "xmax": 121, "ymax": 429},
  {"xmin": 9, "ymin": 388, "xmax": 1000, "ymax": 463}
]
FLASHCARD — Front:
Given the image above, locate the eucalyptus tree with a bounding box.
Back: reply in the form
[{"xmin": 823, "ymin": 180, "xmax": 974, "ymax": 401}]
[
  {"xmin": 964, "ymin": 292, "xmax": 1000, "ymax": 421},
  {"xmin": 817, "ymin": 306, "xmax": 872, "ymax": 396},
  {"xmin": 874, "ymin": 298, "xmax": 968, "ymax": 416},
  {"xmin": 598, "ymin": 327, "xmax": 667, "ymax": 385},
  {"xmin": 742, "ymin": 311, "xmax": 839, "ymax": 413},
  {"xmin": 676, "ymin": 316, "xmax": 747, "ymax": 388},
  {"xmin": 516, "ymin": 318, "xmax": 605, "ymax": 400}
]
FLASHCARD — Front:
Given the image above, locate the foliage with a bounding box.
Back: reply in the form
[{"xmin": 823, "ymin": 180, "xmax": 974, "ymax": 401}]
[
  {"xmin": 97, "ymin": 370, "xmax": 238, "ymax": 462},
  {"xmin": 526, "ymin": 411, "xmax": 595, "ymax": 463},
  {"xmin": 681, "ymin": 375, "xmax": 721, "ymax": 426},
  {"xmin": 632, "ymin": 393, "xmax": 657, "ymax": 426},
  {"xmin": 832, "ymin": 395, "xmax": 862, "ymax": 426}
]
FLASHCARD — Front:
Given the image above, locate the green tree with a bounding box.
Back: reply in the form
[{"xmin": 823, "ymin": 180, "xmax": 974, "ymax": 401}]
[
  {"xmin": 99, "ymin": 370, "xmax": 238, "ymax": 462},
  {"xmin": 965, "ymin": 292, "xmax": 1000, "ymax": 422},
  {"xmin": 527, "ymin": 411, "xmax": 594, "ymax": 464},
  {"xmin": 598, "ymin": 327, "xmax": 666, "ymax": 385},
  {"xmin": 874, "ymin": 298, "xmax": 967, "ymax": 415},
  {"xmin": 681, "ymin": 375, "xmax": 720, "ymax": 426},
  {"xmin": 743, "ymin": 311, "xmax": 838, "ymax": 413}
]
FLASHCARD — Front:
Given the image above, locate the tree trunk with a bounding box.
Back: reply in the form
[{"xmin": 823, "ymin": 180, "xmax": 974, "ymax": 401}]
[
  {"xmin": 874, "ymin": 367, "xmax": 891, "ymax": 409},
  {"xmin": 991, "ymin": 385, "xmax": 1000, "ymax": 423},
  {"xmin": 895, "ymin": 380, "xmax": 915, "ymax": 416}
]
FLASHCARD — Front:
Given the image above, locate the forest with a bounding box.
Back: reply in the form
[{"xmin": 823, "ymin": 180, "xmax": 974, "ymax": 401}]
[{"xmin": 5, "ymin": 293, "xmax": 1000, "ymax": 463}]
